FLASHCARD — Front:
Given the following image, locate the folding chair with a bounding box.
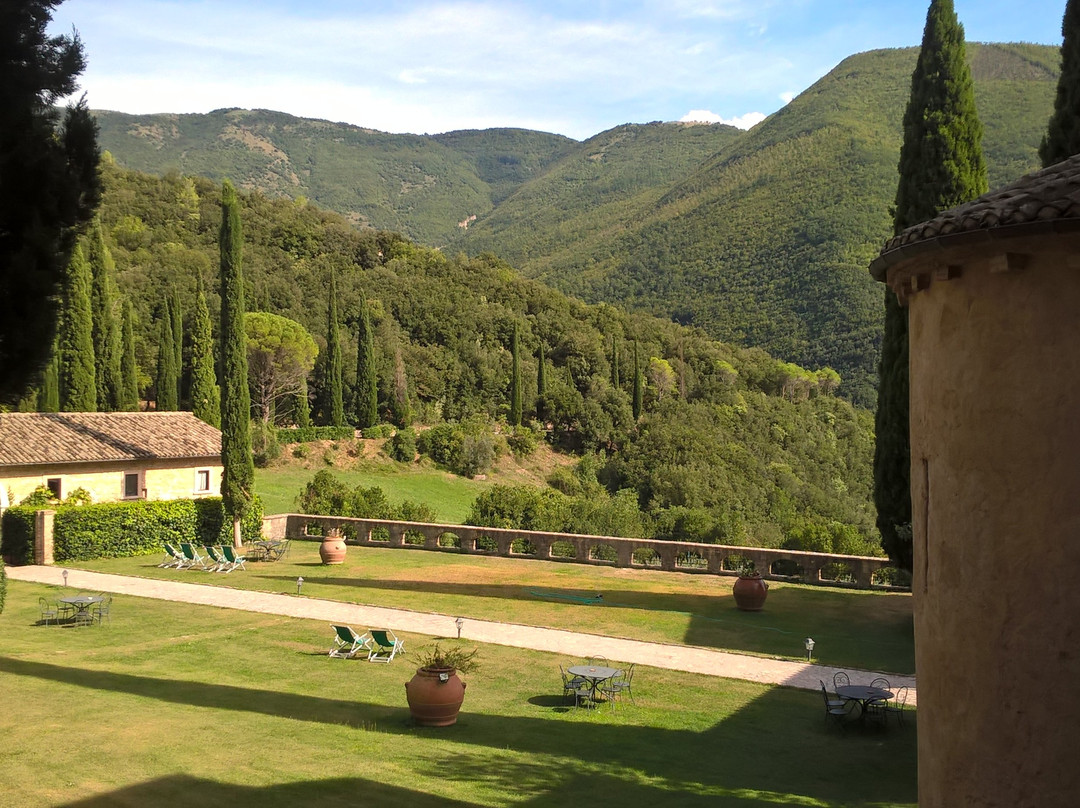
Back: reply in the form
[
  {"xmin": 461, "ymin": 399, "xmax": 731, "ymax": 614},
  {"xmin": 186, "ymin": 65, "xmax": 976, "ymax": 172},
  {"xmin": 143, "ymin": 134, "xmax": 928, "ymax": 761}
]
[
  {"xmin": 367, "ymin": 629, "xmax": 404, "ymax": 663},
  {"xmin": 329, "ymin": 625, "xmax": 371, "ymax": 659},
  {"xmin": 203, "ymin": 545, "xmax": 228, "ymax": 572},
  {"xmin": 219, "ymin": 545, "xmax": 247, "ymax": 573},
  {"xmin": 159, "ymin": 543, "xmax": 187, "ymax": 568},
  {"xmin": 179, "ymin": 543, "xmax": 211, "ymax": 570}
]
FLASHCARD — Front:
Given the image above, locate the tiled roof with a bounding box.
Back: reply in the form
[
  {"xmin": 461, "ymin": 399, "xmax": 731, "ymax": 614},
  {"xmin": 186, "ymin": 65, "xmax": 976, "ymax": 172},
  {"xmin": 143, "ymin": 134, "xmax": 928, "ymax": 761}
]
[
  {"xmin": 0, "ymin": 412, "xmax": 221, "ymax": 467},
  {"xmin": 873, "ymin": 154, "xmax": 1080, "ymax": 278}
]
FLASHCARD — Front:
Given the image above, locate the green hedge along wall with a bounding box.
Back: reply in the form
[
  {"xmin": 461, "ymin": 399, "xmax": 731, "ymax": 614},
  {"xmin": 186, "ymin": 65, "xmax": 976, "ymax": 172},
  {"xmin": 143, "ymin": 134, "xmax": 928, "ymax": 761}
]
[{"xmin": 0, "ymin": 497, "xmax": 263, "ymax": 564}]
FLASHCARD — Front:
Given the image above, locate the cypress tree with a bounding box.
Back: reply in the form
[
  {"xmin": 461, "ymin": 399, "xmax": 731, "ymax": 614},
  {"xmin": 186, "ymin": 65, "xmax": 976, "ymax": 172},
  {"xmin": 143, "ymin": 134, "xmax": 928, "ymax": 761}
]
[
  {"xmin": 354, "ymin": 295, "xmax": 378, "ymax": 429},
  {"xmin": 88, "ymin": 221, "xmax": 120, "ymax": 410},
  {"xmin": 390, "ymin": 346, "xmax": 411, "ymax": 427},
  {"xmin": 509, "ymin": 324, "xmax": 523, "ymax": 426},
  {"xmin": 170, "ymin": 286, "xmax": 184, "ymax": 405},
  {"xmin": 155, "ymin": 302, "xmax": 178, "ymax": 411},
  {"xmin": 119, "ymin": 298, "xmax": 139, "ymax": 411},
  {"xmin": 59, "ymin": 243, "xmax": 97, "ymax": 411},
  {"xmin": 324, "ymin": 269, "xmax": 344, "ymax": 427},
  {"xmin": 189, "ymin": 276, "xmax": 220, "ymax": 427},
  {"xmin": 632, "ymin": 341, "xmax": 643, "ymax": 420},
  {"xmin": 876, "ymin": 0, "xmax": 987, "ymax": 571},
  {"xmin": 219, "ymin": 180, "xmax": 254, "ymax": 548},
  {"xmin": 295, "ymin": 376, "xmax": 312, "ymax": 429},
  {"xmin": 610, "ymin": 335, "xmax": 620, "ymax": 388},
  {"xmin": 536, "ymin": 343, "xmax": 547, "ymax": 422},
  {"xmin": 38, "ymin": 344, "xmax": 60, "ymax": 412},
  {"xmin": 1041, "ymin": 0, "xmax": 1080, "ymax": 166}
]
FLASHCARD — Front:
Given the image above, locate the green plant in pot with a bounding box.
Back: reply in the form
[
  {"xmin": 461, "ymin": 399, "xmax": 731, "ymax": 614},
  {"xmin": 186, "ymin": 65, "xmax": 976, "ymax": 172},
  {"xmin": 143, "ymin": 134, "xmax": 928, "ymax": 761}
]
[
  {"xmin": 405, "ymin": 642, "xmax": 479, "ymax": 726},
  {"xmin": 731, "ymin": 558, "xmax": 769, "ymax": 611}
]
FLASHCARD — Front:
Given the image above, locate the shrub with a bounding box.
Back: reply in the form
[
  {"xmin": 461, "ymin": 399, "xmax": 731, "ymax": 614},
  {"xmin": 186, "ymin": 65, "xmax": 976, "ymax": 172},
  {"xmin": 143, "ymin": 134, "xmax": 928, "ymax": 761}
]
[
  {"xmin": 19, "ymin": 486, "xmax": 58, "ymax": 508},
  {"xmin": 0, "ymin": 507, "xmax": 37, "ymax": 564},
  {"xmin": 292, "ymin": 444, "xmax": 310, "ymax": 459},
  {"xmin": 0, "ymin": 556, "xmax": 5, "ymax": 613},
  {"xmin": 252, "ymin": 420, "xmax": 282, "ymax": 467},
  {"xmin": 275, "ymin": 426, "xmax": 355, "ymax": 444},
  {"xmin": 506, "ymin": 424, "xmax": 539, "ymax": 458},
  {"xmin": 395, "ymin": 499, "xmax": 437, "ymax": 523},
  {"xmin": 387, "ymin": 427, "xmax": 417, "ymax": 463},
  {"xmin": 360, "ymin": 424, "xmax": 394, "ymax": 439}
]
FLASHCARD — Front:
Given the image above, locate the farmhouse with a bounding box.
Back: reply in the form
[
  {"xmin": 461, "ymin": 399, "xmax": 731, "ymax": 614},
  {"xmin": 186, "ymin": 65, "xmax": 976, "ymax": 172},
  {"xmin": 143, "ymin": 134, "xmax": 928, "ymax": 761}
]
[{"xmin": 0, "ymin": 411, "xmax": 222, "ymax": 510}]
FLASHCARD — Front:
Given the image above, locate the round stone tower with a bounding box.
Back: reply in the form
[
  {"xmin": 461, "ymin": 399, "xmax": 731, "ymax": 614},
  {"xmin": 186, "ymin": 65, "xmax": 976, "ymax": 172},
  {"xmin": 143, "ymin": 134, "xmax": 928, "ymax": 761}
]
[{"xmin": 870, "ymin": 156, "xmax": 1080, "ymax": 806}]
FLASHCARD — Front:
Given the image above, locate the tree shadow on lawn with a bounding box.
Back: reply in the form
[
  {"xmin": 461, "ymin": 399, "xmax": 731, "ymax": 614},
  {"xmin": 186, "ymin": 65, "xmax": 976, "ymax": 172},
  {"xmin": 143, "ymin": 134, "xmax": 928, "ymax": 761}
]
[
  {"xmin": 258, "ymin": 574, "xmax": 914, "ymax": 672},
  {"xmin": 2, "ymin": 656, "xmax": 915, "ymax": 806}
]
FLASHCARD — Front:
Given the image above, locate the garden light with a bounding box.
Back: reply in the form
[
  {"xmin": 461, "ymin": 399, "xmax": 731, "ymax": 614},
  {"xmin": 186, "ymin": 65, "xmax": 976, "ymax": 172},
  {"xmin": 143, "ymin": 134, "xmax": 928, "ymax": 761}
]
[{"xmin": 804, "ymin": 637, "xmax": 815, "ymax": 661}]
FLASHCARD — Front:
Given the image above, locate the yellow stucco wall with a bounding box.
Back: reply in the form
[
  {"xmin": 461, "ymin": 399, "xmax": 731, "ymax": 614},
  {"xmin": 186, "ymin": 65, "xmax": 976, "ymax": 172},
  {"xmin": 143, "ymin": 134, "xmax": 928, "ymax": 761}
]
[{"xmin": 1, "ymin": 458, "xmax": 222, "ymax": 509}]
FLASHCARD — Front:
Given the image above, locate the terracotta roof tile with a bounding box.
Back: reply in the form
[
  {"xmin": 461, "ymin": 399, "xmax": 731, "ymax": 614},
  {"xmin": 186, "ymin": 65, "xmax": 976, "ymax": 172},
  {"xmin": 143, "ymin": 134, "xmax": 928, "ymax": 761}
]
[
  {"xmin": 882, "ymin": 154, "xmax": 1080, "ymax": 253},
  {"xmin": 0, "ymin": 412, "xmax": 221, "ymax": 467}
]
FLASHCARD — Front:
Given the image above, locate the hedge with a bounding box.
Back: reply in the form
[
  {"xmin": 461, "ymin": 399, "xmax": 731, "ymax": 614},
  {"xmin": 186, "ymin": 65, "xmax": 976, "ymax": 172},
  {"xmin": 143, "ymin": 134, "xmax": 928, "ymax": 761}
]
[
  {"xmin": 275, "ymin": 426, "xmax": 355, "ymax": 445},
  {"xmin": 0, "ymin": 497, "xmax": 263, "ymax": 564}
]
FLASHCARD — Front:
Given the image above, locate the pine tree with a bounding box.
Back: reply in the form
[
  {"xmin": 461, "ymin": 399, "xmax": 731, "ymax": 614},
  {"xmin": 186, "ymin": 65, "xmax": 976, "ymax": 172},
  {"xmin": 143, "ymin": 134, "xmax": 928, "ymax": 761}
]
[
  {"xmin": 155, "ymin": 301, "xmax": 178, "ymax": 411},
  {"xmin": 88, "ymin": 221, "xmax": 120, "ymax": 410},
  {"xmin": 535, "ymin": 343, "xmax": 548, "ymax": 422},
  {"xmin": 119, "ymin": 299, "xmax": 139, "ymax": 410},
  {"xmin": 876, "ymin": 0, "xmax": 987, "ymax": 571},
  {"xmin": 59, "ymin": 243, "xmax": 96, "ymax": 411},
  {"xmin": 219, "ymin": 180, "xmax": 254, "ymax": 548},
  {"xmin": 189, "ymin": 276, "xmax": 220, "ymax": 427},
  {"xmin": 509, "ymin": 324, "xmax": 523, "ymax": 426},
  {"xmin": 632, "ymin": 341, "xmax": 643, "ymax": 421},
  {"xmin": 354, "ymin": 295, "xmax": 378, "ymax": 429},
  {"xmin": 1041, "ymin": 0, "xmax": 1080, "ymax": 166},
  {"xmin": 324, "ymin": 269, "xmax": 344, "ymax": 427}
]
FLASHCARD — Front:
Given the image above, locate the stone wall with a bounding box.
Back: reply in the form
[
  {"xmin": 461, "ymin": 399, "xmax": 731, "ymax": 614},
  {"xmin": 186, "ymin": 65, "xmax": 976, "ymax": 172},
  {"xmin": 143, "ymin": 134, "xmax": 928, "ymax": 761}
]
[{"xmin": 262, "ymin": 513, "xmax": 898, "ymax": 589}]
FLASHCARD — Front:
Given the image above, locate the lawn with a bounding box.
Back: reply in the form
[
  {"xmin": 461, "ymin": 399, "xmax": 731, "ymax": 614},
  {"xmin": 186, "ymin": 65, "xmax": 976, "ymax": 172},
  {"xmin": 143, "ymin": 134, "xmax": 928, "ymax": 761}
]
[
  {"xmin": 74, "ymin": 542, "xmax": 915, "ymax": 675},
  {"xmin": 2, "ymin": 579, "xmax": 917, "ymax": 807}
]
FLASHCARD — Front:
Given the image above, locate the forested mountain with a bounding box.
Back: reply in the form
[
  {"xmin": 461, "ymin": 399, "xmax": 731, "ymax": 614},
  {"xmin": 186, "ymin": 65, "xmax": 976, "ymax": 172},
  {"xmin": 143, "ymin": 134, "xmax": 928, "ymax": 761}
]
[
  {"xmin": 63, "ymin": 160, "xmax": 878, "ymax": 554},
  {"xmin": 457, "ymin": 44, "xmax": 1060, "ymax": 406},
  {"xmin": 93, "ymin": 45, "xmax": 1059, "ymax": 409},
  {"xmin": 93, "ymin": 109, "xmax": 576, "ymax": 246}
]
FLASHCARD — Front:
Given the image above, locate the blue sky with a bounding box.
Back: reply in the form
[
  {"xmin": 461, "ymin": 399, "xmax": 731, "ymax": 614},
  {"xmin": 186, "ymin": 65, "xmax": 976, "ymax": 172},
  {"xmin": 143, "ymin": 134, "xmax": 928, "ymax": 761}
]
[{"xmin": 50, "ymin": 0, "xmax": 1067, "ymax": 141}]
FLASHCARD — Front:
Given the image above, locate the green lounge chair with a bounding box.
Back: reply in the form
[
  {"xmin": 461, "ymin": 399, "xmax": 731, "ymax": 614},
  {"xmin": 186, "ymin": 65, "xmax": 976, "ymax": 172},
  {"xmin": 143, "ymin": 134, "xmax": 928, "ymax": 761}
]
[
  {"xmin": 160, "ymin": 543, "xmax": 186, "ymax": 568},
  {"xmin": 219, "ymin": 545, "xmax": 247, "ymax": 573},
  {"xmin": 367, "ymin": 629, "xmax": 404, "ymax": 663},
  {"xmin": 203, "ymin": 545, "xmax": 228, "ymax": 572},
  {"xmin": 329, "ymin": 625, "xmax": 370, "ymax": 659},
  {"xmin": 179, "ymin": 543, "xmax": 210, "ymax": 570}
]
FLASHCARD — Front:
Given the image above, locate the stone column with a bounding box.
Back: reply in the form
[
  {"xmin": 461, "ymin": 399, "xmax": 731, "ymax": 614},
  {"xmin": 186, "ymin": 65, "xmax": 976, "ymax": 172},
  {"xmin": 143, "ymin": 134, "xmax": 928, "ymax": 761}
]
[{"xmin": 34, "ymin": 509, "xmax": 55, "ymax": 566}]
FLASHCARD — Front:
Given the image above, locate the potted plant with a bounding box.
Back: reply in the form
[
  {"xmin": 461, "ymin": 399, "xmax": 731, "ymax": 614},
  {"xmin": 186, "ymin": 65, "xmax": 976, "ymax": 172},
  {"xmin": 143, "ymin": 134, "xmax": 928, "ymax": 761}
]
[
  {"xmin": 732, "ymin": 560, "xmax": 768, "ymax": 611},
  {"xmin": 405, "ymin": 643, "xmax": 479, "ymax": 726},
  {"xmin": 319, "ymin": 525, "xmax": 347, "ymax": 565}
]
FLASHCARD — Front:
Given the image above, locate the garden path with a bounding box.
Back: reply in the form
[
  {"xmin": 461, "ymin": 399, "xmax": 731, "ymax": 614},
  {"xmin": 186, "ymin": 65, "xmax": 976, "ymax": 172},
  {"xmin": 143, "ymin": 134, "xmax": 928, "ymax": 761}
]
[{"xmin": 8, "ymin": 564, "xmax": 916, "ymax": 704}]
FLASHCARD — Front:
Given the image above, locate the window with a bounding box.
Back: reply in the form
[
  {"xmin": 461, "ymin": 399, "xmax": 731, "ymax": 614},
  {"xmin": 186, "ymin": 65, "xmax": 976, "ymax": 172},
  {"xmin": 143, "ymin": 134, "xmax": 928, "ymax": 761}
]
[
  {"xmin": 123, "ymin": 473, "xmax": 140, "ymax": 499},
  {"xmin": 46, "ymin": 478, "xmax": 62, "ymax": 499},
  {"xmin": 195, "ymin": 469, "xmax": 211, "ymax": 493}
]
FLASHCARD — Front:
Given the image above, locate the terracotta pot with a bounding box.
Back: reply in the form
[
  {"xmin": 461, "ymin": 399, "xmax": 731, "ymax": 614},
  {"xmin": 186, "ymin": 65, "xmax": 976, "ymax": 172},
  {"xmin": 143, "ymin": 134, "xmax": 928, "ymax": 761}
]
[
  {"xmin": 405, "ymin": 667, "xmax": 467, "ymax": 726},
  {"xmin": 733, "ymin": 573, "xmax": 768, "ymax": 611},
  {"xmin": 319, "ymin": 531, "xmax": 347, "ymax": 565}
]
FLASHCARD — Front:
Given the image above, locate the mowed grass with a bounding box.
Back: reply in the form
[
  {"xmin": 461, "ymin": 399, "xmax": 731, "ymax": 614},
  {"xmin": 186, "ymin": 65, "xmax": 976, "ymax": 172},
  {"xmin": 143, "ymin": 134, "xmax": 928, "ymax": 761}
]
[
  {"xmin": 74, "ymin": 542, "xmax": 915, "ymax": 674},
  {"xmin": 255, "ymin": 463, "xmax": 489, "ymax": 523},
  {"xmin": 1, "ymin": 580, "xmax": 917, "ymax": 807}
]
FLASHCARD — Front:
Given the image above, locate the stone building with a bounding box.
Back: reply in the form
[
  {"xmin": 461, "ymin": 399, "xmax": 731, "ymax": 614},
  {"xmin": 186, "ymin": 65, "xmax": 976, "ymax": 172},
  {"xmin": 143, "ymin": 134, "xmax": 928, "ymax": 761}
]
[
  {"xmin": 0, "ymin": 411, "xmax": 222, "ymax": 510},
  {"xmin": 870, "ymin": 155, "xmax": 1080, "ymax": 806}
]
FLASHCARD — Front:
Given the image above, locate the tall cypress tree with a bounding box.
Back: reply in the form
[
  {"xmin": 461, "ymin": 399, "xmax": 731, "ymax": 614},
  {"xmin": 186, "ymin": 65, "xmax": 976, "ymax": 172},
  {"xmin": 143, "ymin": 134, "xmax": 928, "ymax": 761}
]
[
  {"xmin": 219, "ymin": 180, "xmax": 254, "ymax": 548},
  {"xmin": 509, "ymin": 324, "xmax": 523, "ymax": 426},
  {"xmin": 59, "ymin": 243, "xmax": 96, "ymax": 411},
  {"xmin": 876, "ymin": 0, "xmax": 987, "ymax": 571},
  {"xmin": 119, "ymin": 298, "xmax": 139, "ymax": 410},
  {"xmin": 295, "ymin": 376, "xmax": 312, "ymax": 429},
  {"xmin": 38, "ymin": 342, "xmax": 60, "ymax": 412},
  {"xmin": 610, "ymin": 335, "xmax": 620, "ymax": 389},
  {"xmin": 88, "ymin": 221, "xmax": 120, "ymax": 410},
  {"xmin": 324, "ymin": 269, "xmax": 344, "ymax": 427},
  {"xmin": 170, "ymin": 286, "xmax": 184, "ymax": 404},
  {"xmin": 155, "ymin": 301, "xmax": 178, "ymax": 411},
  {"xmin": 632, "ymin": 341, "xmax": 643, "ymax": 421},
  {"xmin": 189, "ymin": 276, "xmax": 220, "ymax": 427},
  {"xmin": 535, "ymin": 343, "xmax": 548, "ymax": 422},
  {"xmin": 354, "ymin": 295, "xmax": 378, "ymax": 429},
  {"xmin": 1041, "ymin": 0, "xmax": 1080, "ymax": 166}
]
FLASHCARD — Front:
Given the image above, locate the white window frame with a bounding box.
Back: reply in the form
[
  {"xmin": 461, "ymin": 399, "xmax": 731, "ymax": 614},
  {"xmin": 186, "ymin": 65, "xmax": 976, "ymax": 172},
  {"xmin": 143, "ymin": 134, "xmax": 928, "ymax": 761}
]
[{"xmin": 194, "ymin": 468, "xmax": 212, "ymax": 494}]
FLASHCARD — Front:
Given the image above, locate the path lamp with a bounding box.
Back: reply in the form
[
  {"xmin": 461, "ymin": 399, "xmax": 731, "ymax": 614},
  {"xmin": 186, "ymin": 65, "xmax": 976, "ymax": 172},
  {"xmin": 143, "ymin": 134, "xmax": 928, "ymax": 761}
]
[
  {"xmin": 455, "ymin": 617, "xmax": 464, "ymax": 639},
  {"xmin": 296, "ymin": 576, "xmax": 304, "ymax": 596},
  {"xmin": 804, "ymin": 637, "xmax": 815, "ymax": 662},
  {"xmin": 62, "ymin": 569, "xmax": 68, "ymax": 588}
]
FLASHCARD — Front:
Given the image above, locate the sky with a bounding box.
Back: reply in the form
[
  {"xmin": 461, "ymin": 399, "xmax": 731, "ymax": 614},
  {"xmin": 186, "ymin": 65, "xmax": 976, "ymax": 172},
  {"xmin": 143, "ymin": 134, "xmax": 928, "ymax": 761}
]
[{"xmin": 49, "ymin": 0, "xmax": 1068, "ymax": 142}]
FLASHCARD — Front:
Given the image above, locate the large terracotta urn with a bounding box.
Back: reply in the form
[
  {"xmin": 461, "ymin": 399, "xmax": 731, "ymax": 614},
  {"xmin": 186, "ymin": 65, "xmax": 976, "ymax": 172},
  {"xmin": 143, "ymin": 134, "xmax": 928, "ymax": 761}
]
[
  {"xmin": 732, "ymin": 572, "xmax": 768, "ymax": 611},
  {"xmin": 405, "ymin": 667, "xmax": 467, "ymax": 726},
  {"xmin": 319, "ymin": 528, "xmax": 347, "ymax": 565}
]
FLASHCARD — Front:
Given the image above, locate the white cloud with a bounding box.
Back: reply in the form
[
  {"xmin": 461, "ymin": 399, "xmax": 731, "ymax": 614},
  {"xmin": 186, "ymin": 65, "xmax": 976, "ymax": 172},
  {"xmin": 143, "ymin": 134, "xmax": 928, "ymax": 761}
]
[
  {"xmin": 679, "ymin": 109, "xmax": 766, "ymax": 130},
  {"xmin": 780, "ymin": 91, "xmax": 796, "ymax": 104}
]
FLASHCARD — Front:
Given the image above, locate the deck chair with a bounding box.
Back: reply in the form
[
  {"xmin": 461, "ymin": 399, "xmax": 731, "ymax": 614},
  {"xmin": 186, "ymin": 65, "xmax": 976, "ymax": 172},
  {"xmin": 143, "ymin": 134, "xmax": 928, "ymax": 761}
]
[
  {"xmin": 179, "ymin": 543, "xmax": 211, "ymax": 570},
  {"xmin": 219, "ymin": 545, "xmax": 247, "ymax": 573},
  {"xmin": 367, "ymin": 629, "xmax": 404, "ymax": 663},
  {"xmin": 203, "ymin": 545, "xmax": 228, "ymax": 572},
  {"xmin": 329, "ymin": 625, "xmax": 371, "ymax": 659},
  {"xmin": 159, "ymin": 543, "xmax": 186, "ymax": 568}
]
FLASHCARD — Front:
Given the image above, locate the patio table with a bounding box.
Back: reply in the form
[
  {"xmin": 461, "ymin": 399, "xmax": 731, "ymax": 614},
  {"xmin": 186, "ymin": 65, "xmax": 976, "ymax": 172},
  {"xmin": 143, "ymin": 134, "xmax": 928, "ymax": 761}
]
[
  {"xmin": 567, "ymin": 665, "xmax": 620, "ymax": 706},
  {"xmin": 836, "ymin": 684, "xmax": 893, "ymax": 721},
  {"xmin": 58, "ymin": 595, "xmax": 103, "ymax": 626}
]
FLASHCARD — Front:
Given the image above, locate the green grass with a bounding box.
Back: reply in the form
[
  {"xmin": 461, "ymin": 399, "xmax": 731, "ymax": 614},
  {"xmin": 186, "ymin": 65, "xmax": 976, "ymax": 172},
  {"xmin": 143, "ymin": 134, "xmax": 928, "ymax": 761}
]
[
  {"xmin": 255, "ymin": 463, "xmax": 490, "ymax": 523},
  {"xmin": 2, "ymin": 579, "xmax": 917, "ymax": 807},
  {"xmin": 75, "ymin": 542, "xmax": 915, "ymax": 675}
]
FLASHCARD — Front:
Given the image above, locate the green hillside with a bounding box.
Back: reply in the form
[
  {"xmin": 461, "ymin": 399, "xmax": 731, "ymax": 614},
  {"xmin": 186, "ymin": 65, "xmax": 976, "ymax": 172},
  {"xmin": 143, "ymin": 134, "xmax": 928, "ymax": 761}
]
[
  {"xmin": 92, "ymin": 108, "xmax": 574, "ymax": 246},
  {"xmin": 456, "ymin": 44, "xmax": 1059, "ymax": 406}
]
